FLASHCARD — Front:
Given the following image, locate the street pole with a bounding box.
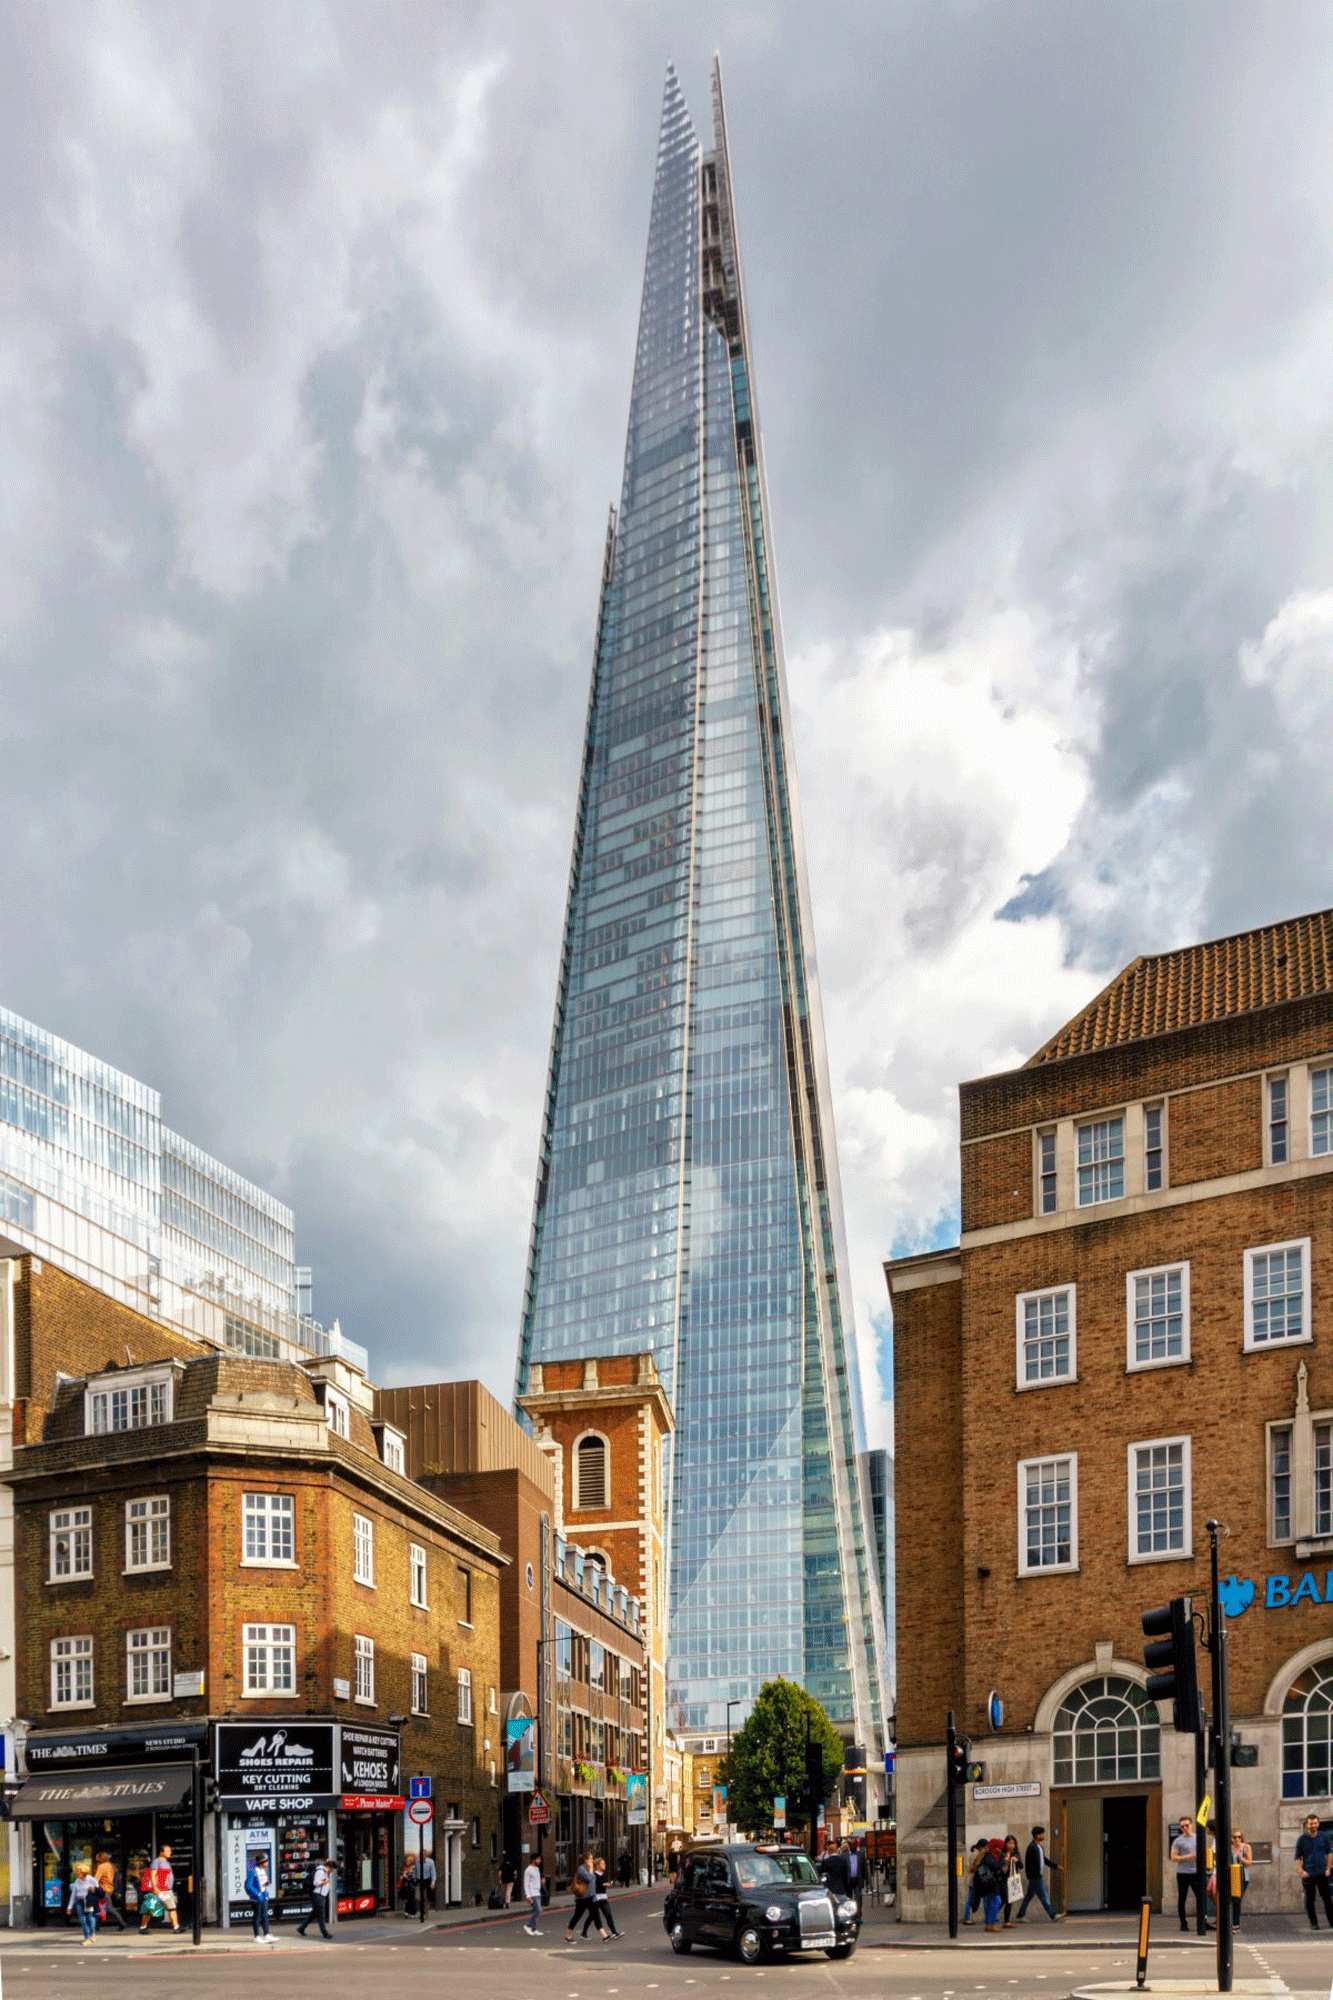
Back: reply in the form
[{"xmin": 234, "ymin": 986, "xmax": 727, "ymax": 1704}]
[
  {"xmin": 1207, "ymin": 1520, "xmax": 1233, "ymax": 1993},
  {"xmin": 1193, "ymin": 1711, "xmax": 1208, "ymax": 1936},
  {"xmin": 946, "ymin": 1710, "xmax": 958, "ymax": 1941},
  {"xmin": 190, "ymin": 1743, "xmax": 202, "ymax": 1947}
]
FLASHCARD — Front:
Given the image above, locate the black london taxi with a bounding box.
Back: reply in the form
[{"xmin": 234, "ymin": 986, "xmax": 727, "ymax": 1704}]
[{"xmin": 663, "ymin": 1843, "xmax": 860, "ymax": 1963}]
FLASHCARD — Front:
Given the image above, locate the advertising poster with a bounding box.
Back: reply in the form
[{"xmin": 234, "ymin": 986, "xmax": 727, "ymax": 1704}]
[
  {"xmin": 626, "ymin": 1772, "xmax": 647, "ymax": 1826},
  {"xmin": 506, "ymin": 1716, "xmax": 536, "ymax": 1793},
  {"xmin": 773, "ymin": 1796, "xmax": 786, "ymax": 1830}
]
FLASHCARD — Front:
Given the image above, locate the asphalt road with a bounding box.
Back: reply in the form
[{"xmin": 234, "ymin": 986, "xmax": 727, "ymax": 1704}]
[{"xmin": 4, "ymin": 1894, "xmax": 1331, "ymax": 2000}]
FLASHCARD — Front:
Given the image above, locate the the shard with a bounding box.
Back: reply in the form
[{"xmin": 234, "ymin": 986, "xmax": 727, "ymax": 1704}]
[{"xmin": 516, "ymin": 61, "xmax": 888, "ymax": 1750}]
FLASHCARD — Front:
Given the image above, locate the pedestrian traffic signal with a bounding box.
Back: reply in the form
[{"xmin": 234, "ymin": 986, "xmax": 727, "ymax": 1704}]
[
  {"xmin": 947, "ymin": 1736, "xmax": 971, "ymax": 1786},
  {"xmin": 1141, "ymin": 1595, "xmax": 1202, "ymax": 1733}
]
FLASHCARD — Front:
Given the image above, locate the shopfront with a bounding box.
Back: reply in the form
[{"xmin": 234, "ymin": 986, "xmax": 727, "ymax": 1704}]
[
  {"xmin": 215, "ymin": 1720, "xmax": 337, "ymax": 1930},
  {"xmin": 14, "ymin": 1723, "xmax": 206, "ymax": 1929},
  {"xmin": 336, "ymin": 1725, "xmax": 404, "ymax": 1919}
]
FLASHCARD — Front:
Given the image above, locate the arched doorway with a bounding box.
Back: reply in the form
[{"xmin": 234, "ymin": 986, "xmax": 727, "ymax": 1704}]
[{"xmin": 1049, "ymin": 1675, "xmax": 1162, "ymax": 1912}]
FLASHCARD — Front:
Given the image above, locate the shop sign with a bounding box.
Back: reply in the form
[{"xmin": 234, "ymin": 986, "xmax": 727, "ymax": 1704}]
[
  {"xmin": 338, "ymin": 1892, "xmax": 377, "ymax": 1915},
  {"xmin": 26, "ymin": 1723, "xmax": 208, "ymax": 1770},
  {"xmin": 339, "ymin": 1725, "xmax": 402, "ymax": 1806},
  {"xmin": 507, "ymin": 1716, "xmax": 536, "ymax": 1793},
  {"xmin": 215, "ymin": 1721, "xmax": 338, "ymax": 1808},
  {"xmin": 973, "ymin": 1782, "xmax": 1042, "ymax": 1800},
  {"xmin": 1220, "ymin": 1570, "xmax": 1333, "ymax": 1615}
]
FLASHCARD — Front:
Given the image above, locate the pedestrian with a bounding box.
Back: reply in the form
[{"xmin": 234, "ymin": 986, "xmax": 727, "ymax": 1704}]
[
  {"xmin": 94, "ymin": 1852, "xmax": 127, "ymax": 1930},
  {"xmin": 978, "ymin": 1838, "xmax": 1006, "ymax": 1932},
  {"xmin": 588, "ymin": 1854, "xmax": 620, "ymax": 1938},
  {"xmin": 1015, "ymin": 1824, "xmax": 1060, "ymax": 1922},
  {"xmin": 398, "ymin": 1854, "xmax": 419, "ymax": 1917},
  {"xmin": 567, "ymin": 1852, "xmax": 606, "ymax": 1940},
  {"xmin": 1170, "ymin": 1815, "xmax": 1207, "ymax": 1933},
  {"xmin": 499, "ymin": 1855, "xmax": 517, "ymax": 1906},
  {"xmin": 1000, "ymin": 1835, "xmax": 1023, "ymax": 1927},
  {"xmin": 421, "ymin": 1849, "xmax": 437, "ymax": 1910},
  {"xmin": 298, "ymin": 1856, "xmax": 334, "ymax": 1939},
  {"xmin": 847, "ymin": 1839, "xmax": 863, "ymax": 1909},
  {"xmin": 960, "ymin": 1839, "xmax": 988, "ymax": 1924},
  {"xmin": 617, "ymin": 1848, "xmax": 633, "ymax": 1889},
  {"xmin": 1227, "ymin": 1828, "xmax": 1251, "ymax": 1929},
  {"xmin": 140, "ymin": 1844, "xmax": 180, "ymax": 1935},
  {"xmin": 668, "ymin": 1840, "xmax": 682, "ymax": 1883},
  {"xmin": 822, "ymin": 1840, "xmax": 851, "ymax": 1898},
  {"xmin": 523, "ymin": 1855, "xmax": 544, "ymax": 1935},
  {"xmin": 1295, "ymin": 1813, "xmax": 1333, "ymax": 1929},
  {"xmin": 245, "ymin": 1850, "xmax": 272, "ymax": 1942},
  {"xmin": 68, "ymin": 1862, "xmax": 99, "ymax": 1944}
]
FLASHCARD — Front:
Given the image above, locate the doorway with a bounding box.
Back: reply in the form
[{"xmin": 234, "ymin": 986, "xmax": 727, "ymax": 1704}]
[{"xmin": 1054, "ymin": 1786, "xmax": 1160, "ymax": 1913}]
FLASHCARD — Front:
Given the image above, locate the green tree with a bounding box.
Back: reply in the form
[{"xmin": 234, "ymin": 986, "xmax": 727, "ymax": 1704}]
[{"xmin": 719, "ymin": 1679, "xmax": 843, "ymax": 1837}]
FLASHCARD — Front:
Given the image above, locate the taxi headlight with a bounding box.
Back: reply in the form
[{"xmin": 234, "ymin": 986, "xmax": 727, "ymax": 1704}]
[
  {"xmin": 837, "ymin": 1898, "xmax": 858, "ymax": 1919},
  {"xmin": 765, "ymin": 1905, "xmax": 784, "ymax": 1923}
]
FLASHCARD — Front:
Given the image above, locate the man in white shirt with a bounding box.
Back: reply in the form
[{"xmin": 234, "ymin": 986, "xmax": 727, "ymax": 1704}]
[
  {"xmin": 522, "ymin": 1858, "xmax": 544, "ymax": 1935},
  {"xmin": 298, "ymin": 1858, "xmax": 333, "ymax": 1939}
]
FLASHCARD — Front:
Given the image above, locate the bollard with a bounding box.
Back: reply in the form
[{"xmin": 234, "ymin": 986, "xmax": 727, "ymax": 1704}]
[{"xmin": 1135, "ymin": 1895, "xmax": 1151, "ymax": 1988}]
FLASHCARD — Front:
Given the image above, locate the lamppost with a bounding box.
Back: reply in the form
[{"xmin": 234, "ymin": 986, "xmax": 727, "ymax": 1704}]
[{"xmin": 725, "ymin": 1700, "xmax": 743, "ymax": 1759}]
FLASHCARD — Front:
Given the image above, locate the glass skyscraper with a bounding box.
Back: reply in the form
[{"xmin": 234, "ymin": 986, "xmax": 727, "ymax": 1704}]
[
  {"xmin": 516, "ymin": 63, "xmax": 888, "ymax": 1747},
  {"xmin": 0, "ymin": 1002, "xmax": 361, "ymax": 1367}
]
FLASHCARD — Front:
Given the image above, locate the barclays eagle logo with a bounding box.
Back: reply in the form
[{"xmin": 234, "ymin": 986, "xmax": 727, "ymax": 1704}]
[{"xmin": 1219, "ymin": 1575, "xmax": 1255, "ymax": 1618}]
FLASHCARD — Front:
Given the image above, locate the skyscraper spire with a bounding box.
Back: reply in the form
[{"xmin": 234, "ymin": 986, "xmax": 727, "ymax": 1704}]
[{"xmin": 517, "ymin": 62, "xmax": 888, "ymax": 1752}]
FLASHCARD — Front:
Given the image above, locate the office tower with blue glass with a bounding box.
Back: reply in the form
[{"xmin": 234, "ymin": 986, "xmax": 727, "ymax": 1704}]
[
  {"xmin": 0, "ymin": 1002, "xmax": 357, "ymax": 1365},
  {"xmin": 516, "ymin": 63, "xmax": 889, "ymax": 1753}
]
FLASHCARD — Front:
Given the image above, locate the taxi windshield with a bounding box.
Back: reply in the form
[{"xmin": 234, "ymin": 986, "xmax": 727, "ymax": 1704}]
[
  {"xmin": 733, "ymin": 1855, "xmax": 788, "ymax": 1889},
  {"xmin": 773, "ymin": 1853, "xmax": 820, "ymax": 1885}
]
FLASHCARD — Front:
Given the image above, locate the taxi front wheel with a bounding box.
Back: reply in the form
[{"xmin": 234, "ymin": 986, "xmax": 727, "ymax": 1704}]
[
  {"xmin": 826, "ymin": 1943, "xmax": 855, "ymax": 1960},
  {"xmin": 736, "ymin": 1925, "xmax": 765, "ymax": 1964},
  {"xmin": 669, "ymin": 1923, "xmax": 692, "ymax": 1954}
]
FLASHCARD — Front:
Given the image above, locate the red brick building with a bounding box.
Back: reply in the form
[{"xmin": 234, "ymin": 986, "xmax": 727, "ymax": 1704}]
[
  {"xmin": 376, "ymin": 1369, "xmax": 660, "ymax": 1886},
  {"xmin": 4, "ymin": 1255, "xmax": 502, "ymax": 1927},
  {"xmin": 888, "ymin": 911, "xmax": 1333, "ymax": 1919}
]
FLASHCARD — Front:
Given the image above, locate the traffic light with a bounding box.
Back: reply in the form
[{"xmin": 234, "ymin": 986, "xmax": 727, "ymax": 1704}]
[
  {"xmin": 948, "ymin": 1736, "xmax": 971, "ymax": 1786},
  {"xmin": 203, "ymin": 1777, "xmax": 220, "ymax": 1815},
  {"xmin": 1141, "ymin": 1595, "xmax": 1202, "ymax": 1733}
]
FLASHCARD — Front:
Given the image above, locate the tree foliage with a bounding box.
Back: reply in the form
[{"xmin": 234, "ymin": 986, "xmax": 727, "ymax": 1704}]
[{"xmin": 719, "ymin": 1678, "xmax": 843, "ymax": 1837}]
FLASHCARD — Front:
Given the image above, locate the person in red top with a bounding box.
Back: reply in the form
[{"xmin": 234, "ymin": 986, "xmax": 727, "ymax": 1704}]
[{"xmin": 139, "ymin": 1845, "xmax": 180, "ymax": 1934}]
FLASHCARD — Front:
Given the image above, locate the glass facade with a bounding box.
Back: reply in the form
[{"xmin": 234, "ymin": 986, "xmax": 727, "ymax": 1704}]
[
  {"xmin": 0, "ymin": 1003, "xmax": 356, "ymax": 1365},
  {"xmin": 516, "ymin": 65, "xmax": 887, "ymax": 1745}
]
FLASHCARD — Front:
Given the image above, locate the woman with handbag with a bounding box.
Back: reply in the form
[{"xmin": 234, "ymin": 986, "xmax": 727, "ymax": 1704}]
[{"xmin": 1001, "ymin": 1836, "xmax": 1024, "ymax": 1927}]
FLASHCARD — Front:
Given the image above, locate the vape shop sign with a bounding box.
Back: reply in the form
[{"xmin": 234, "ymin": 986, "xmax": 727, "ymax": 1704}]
[{"xmin": 215, "ymin": 1722, "xmax": 339, "ymax": 1810}]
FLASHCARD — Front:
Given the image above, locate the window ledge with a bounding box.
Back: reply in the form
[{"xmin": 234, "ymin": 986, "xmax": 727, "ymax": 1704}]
[
  {"xmin": 241, "ymin": 1690, "xmax": 299, "ymax": 1701},
  {"xmin": 124, "ymin": 1694, "xmax": 172, "ymax": 1706},
  {"xmin": 410, "ymin": 1596, "xmax": 428, "ymax": 1611},
  {"xmin": 1017, "ymin": 1563, "xmax": 1079, "ymax": 1579},
  {"xmin": 122, "ymin": 1564, "xmax": 172, "ymax": 1577},
  {"xmin": 354, "ymin": 1578, "xmax": 377, "ymax": 1591},
  {"xmin": 1129, "ymin": 1546, "xmax": 1194, "ymax": 1566},
  {"xmin": 47, "ymin": 1574, "xmax": 94, "ymax": 1587},
  {"xmin": 1126, "ymin": 1354, "xmax": 1191, "ymax": 1374},
  {"xmin": 48, "ymin": 1701, "xmax": 95, "ymax": 1713},
  {"xmin": 1295, "ymin": 1538, "xmax": 1333, "ymax": 1560},
  {"xmin": 458, "ymin": 1619, "xmax": 474, "ymax": 1630},
  {"xmin": 1016, "ymin": 1374, "xmax": 1077, "ymax": 1394},
  {"xmin": 1243, "ymin": 1333, "xmax": 1314, "ymax": 1354},
  {"xmin": 240, "ymin": 1558, "xmax": 299, "ymax": 1570},
  {"xmin": 354, "ymin": 1696, "xmax": 377, "ymax": 1708}
]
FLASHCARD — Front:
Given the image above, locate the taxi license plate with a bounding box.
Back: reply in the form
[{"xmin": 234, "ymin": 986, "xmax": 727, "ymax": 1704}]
[{"xmin": 800, "ymin": 1934, "xmax": 836, "ymax": 1949}]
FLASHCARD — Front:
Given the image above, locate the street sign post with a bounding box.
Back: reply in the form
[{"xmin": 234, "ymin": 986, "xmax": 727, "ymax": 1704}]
[
  {"xmin": 408, "ymin": 1797, "xmax": 434, "ymax": 1825},
  {"xmin": 410, "ymin": 1775, "xmax": 432, "ymax": 1802},
  {"xmin": 407, "ymin": 1794, "xmax": 432, "ymax": 1926}
]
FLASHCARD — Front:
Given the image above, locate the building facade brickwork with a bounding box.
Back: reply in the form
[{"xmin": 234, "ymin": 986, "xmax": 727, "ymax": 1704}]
[{"xmin": 891, "ymin": 913, "xmax": 1333, "ymax": 1922}]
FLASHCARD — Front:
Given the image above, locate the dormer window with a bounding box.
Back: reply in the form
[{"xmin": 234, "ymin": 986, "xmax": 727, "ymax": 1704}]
[
  {"xmin": 380, "ymin": 1426, "xmax": 405, "ymax": 1475},
  {"xmin": 324, "ymin": 1387, "xmax": 350, "ymax": 1438},
  {"xmin": 86, "ymin": 1367, "xmax": 173, "ymax": 1435}
]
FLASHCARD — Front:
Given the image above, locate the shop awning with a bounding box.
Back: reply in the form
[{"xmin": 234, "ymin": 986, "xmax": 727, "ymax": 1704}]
[{"xmin": 8, "ymin": 1762, "xmax": 194, "ymax": 1820}]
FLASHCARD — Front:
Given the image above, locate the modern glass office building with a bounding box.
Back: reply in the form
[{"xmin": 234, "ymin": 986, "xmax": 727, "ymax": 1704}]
[
  {"xmin": 0, "ymin": 1003, "xmax": 354, "ymax": 1364},
  {"xmin": 516, "ymin": 64, "xmax": 889, "ymax": 1748}
]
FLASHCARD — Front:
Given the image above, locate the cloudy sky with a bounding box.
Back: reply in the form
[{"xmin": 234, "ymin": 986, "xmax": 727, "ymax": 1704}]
[{"xmin": 4, "ymin": 3, "xmax": 1333, "ymax": 1457}]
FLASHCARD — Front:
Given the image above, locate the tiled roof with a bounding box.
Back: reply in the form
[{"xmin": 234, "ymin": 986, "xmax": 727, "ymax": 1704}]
[{"xmin": 1026, "ymin": 909, "xmax": 1333, "ymax": 1066}]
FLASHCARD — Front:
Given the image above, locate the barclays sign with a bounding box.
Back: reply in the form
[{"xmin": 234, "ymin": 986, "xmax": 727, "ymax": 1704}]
[{"xmin": 1220, "ymin": 1571, "xmax": 1333, "ymax": 1616}]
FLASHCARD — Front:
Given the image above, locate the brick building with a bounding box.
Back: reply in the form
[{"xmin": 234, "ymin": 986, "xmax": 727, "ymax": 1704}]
[
  {"xmin": 2, "ymin": 1254, "xmax": 502, "ymax": 1927},
  {"xmin": 376, "ymin": 1369, "xmax": 659, "ymax": 1886},
  {"xmin": 888, "ymin": 910, "xmax": 1333, "ymax": 1920}
]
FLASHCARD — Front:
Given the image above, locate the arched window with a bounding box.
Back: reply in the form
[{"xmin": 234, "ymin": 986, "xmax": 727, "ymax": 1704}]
[
  {"xmin": 1052, "ymin": 1675, "xmax": 1160, "ymax": 1787},
  {"xmin": 1283, "ymin": 1659, "xmax": 1333, "ymax": 1798},
  {"xmin": 582, "ymin": 1547, "xmax": 612, "ymax": 1581},
  {"xmin": 574, "ymin": 1432, "xmax": 608, "ymax": 1510}
]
